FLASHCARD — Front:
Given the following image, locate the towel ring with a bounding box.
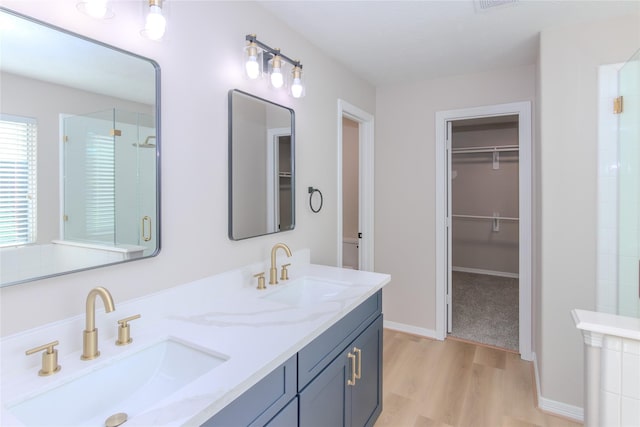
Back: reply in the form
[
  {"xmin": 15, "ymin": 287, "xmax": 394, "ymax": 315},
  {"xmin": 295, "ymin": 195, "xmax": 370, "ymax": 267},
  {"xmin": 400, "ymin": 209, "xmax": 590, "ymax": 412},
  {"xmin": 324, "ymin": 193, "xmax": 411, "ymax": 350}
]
[{"xmin": 308, "ymin": 187, "xmax": 323, "ymax": 213}]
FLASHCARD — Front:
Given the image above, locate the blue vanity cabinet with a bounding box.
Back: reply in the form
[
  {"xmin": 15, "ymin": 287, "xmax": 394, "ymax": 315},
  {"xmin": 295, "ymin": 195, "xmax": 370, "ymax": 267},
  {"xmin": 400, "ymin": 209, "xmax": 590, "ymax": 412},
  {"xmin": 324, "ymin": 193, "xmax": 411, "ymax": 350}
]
[
  {"xmin": 297, "ymin": 291, "xmax": 382, "ymax": 390},
  {"xmin": 299, "ymin": 314, "xmax": 383, "ymax": 427},
  {"xmin": 202, "ymin": 356, "xmax": 297, "ymax": 427},
  {"xmin": 265, "ymin": 397, "xmax": 298, "ymax": 427}
]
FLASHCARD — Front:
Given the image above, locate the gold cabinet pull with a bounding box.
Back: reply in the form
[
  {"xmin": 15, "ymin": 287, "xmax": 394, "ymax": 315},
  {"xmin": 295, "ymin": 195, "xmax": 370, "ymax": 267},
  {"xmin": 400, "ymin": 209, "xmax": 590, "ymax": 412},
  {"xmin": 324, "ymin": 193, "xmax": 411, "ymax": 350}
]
[
  {"xmin": 116, "ymin": 314, "xmax": 141, "ymax": 346},
  {"xmin": 347, "ymin": 351, "xmax": 357, "ymax": 386},
  {"xmin": 142, "ymin": 216, "xmax": 152, "ymax": 242},
  {"xmin": 25, "ymin": 340, "xmax": 61, "ymax": 376},
  {"xmin": 354, "ymin": 347, "xmax": 362, "ymax": 380}
]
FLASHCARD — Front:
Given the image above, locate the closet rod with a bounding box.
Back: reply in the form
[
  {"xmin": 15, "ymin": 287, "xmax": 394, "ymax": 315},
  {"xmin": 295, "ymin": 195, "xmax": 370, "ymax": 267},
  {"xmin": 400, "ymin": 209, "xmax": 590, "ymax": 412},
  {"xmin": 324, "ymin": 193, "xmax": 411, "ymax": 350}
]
[
  {"xmin": 452, "ymin": 214, "xmax": 519, "ymax": 221},
  {"xmin": 452, "ymin": 144, "xmax": 519, "ymax": 154}
]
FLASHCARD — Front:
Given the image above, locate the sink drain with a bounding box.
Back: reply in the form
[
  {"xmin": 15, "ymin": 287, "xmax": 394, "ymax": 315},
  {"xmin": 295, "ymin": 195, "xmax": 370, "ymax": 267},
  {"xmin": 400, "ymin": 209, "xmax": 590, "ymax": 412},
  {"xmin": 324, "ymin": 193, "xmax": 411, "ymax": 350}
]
[{"xmin": 105, "ymin": 412, "xmax": 128, "ymax": 427}]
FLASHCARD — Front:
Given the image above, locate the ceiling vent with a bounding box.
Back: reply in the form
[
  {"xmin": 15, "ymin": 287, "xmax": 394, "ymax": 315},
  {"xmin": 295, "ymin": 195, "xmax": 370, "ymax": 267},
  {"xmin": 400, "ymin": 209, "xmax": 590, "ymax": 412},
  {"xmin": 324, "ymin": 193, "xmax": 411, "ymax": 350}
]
[{"xmin": 474, "ymin": 0, "xmax": 519, "ymax": 13}]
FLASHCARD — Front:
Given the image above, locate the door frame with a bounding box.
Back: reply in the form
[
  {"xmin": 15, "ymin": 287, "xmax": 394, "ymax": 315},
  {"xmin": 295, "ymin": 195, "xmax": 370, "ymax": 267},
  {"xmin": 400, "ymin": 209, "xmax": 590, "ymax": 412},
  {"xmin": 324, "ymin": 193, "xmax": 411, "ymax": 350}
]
[
  {"xmin": 435, "ymin": 101, "xmax": 532, "ymax": 360},
  {"xmin": 337, "ymin": 99, "xmax": 375, "ymax": 271}
]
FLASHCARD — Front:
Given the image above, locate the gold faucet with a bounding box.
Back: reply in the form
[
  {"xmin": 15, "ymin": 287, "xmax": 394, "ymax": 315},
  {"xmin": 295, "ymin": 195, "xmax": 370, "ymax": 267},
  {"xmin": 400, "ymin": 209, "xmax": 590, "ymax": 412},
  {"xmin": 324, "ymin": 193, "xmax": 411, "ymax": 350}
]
[
  {"xmin": 270, "ymin": 243, "xmax": 292, "ymax": 285},
  {"xmin": 81, "ymin": 286, "xmax": 115, "ymax": 360}
]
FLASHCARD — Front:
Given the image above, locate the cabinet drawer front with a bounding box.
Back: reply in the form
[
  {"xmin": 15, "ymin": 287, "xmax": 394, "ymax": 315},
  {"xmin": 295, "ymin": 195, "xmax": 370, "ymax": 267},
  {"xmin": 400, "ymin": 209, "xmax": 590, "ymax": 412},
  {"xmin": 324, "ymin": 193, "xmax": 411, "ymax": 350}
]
[
  {"xmin": 298, "ymin": 290, "xmax": 382, "ymax": 391},
  {"xmin": 203, "ymin": 356, "xmax": 297, "ymax": 427}
]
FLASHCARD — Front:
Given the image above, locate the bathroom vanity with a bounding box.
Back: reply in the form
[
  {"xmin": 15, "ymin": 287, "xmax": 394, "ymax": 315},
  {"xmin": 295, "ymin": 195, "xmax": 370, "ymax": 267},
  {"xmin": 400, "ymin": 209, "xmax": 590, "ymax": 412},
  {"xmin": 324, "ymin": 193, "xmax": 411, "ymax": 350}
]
[
  {"xmin": 207, "ymin": 290, "xmax": 383, "ymax": 427},
  {"xmin": 0, "ymin": 250, "xmax": 390, "ymax": 426}
]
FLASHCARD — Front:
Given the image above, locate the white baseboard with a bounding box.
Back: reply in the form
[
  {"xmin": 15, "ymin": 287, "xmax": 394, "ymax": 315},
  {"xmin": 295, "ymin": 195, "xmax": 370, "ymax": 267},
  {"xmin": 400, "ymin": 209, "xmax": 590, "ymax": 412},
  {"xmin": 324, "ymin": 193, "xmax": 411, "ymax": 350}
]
[
  {"xmin": 532, "ymin": 352, "xmax": 584, "ymax": 422},
  {"xmin": 452, "ymin": 266, "xmax": 519, "ymax": 279},
  {"xmin": 383, "ymin": 320, "xmax": 442, "ymax": 340},
  {"xmin": 539, "ymin": 397, "xmax": 583, "ymax": 423}
]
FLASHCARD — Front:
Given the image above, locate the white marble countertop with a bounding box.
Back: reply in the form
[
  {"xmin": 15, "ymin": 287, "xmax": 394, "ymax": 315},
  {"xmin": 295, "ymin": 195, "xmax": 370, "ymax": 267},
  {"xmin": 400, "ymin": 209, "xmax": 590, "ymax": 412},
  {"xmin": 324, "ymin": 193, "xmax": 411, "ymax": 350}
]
[{"xmin": 0, "ymin": 250, "xmax": 390, "ymax": 427}]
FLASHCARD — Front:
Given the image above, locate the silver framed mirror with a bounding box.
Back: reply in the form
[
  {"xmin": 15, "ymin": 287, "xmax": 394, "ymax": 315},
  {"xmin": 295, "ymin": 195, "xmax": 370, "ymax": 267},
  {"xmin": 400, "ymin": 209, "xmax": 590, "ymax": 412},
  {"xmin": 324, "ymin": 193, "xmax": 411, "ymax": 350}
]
[
  {"xmin": 228, "ymin": 89, "xmax": 295, "ymax": 240},
  {"xmin": 0, "ymin": 7, "xmax": 161, "ymax": 287}
]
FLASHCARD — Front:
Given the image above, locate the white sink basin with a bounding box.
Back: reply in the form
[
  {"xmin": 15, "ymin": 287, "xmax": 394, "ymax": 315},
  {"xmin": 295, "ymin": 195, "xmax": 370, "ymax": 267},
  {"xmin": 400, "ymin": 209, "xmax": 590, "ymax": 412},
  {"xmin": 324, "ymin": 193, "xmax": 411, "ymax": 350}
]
[
  {"xmin": 8, "ymin": 339, "xmax": 228, "ymax": 427},
  {"xmin": 262, "ymin": 276, "xmax": 352, "ymax": 307}
]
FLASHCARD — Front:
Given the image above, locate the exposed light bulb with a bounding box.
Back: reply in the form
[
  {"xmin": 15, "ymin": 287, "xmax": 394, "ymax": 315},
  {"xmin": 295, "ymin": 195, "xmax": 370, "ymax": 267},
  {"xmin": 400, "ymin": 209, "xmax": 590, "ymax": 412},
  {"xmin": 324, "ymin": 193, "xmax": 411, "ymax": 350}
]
[
  {"xmin": 245, "ymin": 57, "xmax": 260, "ymax": 79},
  {"xmin": 143, "ymin": 1, "xmax": 166, "ymax": 40},
  {"xmin": 291, "ymin": 79, "xmax": 303, "ymax": 98},
  {"xmin": 245, "ymin": 42, "xmax": 260, "ymax": 79},
  {"xmin": 77, "ymin": 0, "xmax": 113, "ymax": 19},
  {"xmin": 291, "ymin": 66, "xmax": 304, "ymax": 98},
  {"xmin": 86, "ymin": 0, "xmax": 107, "ymax": 18},
  {"xmin": 271, "ymin": 69, "xmax": 284, "ymax": 88},
  {"xmin": 270, "ymin": 55, "xmax": 284, "ymax": 88}
]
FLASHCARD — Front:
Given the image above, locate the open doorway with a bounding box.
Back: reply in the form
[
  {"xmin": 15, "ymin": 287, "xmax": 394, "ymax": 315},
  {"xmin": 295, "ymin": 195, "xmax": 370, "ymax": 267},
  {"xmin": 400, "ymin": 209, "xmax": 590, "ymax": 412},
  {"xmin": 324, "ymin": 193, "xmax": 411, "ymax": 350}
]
[
  {"xmin": 449, "ymin": 115, "xmax": 520, "ymax": 351},
  {"xmin": 337, "ymin": 100, "xmax": 375, "ymax": 271},
  {"xmin": 435, "ymin": 101, "xmax": 532, "ymax": 360},
  {"xmin": 342, "ymin": 117, "xmax": 359, "ymax": 269}
]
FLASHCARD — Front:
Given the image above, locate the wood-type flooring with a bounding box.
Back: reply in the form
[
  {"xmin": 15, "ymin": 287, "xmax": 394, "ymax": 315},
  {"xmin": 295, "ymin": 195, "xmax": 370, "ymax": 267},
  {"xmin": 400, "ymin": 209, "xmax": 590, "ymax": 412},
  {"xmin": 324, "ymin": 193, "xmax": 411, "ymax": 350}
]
[{"xmin": 375, "ymin": 330, "xmax": 582, "ymax": 427}]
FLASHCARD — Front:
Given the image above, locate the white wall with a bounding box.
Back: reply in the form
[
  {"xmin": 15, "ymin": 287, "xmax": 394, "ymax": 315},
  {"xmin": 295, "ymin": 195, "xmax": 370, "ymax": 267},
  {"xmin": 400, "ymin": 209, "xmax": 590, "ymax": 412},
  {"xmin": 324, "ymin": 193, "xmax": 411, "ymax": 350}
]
[
  {"xmin": 537, "ymin": 13, "xmax": 640, "ymax": 410},
  {"xmin": 452, "ymin": 124, "xmax": 520, "ymax": 275},
  {"xmin": 376, "ymin": 64, "xmax": 536, "ymax": 333},
  {"xmin": 0, "ymin": 0, "xmax": 375, "ymax": 336}
]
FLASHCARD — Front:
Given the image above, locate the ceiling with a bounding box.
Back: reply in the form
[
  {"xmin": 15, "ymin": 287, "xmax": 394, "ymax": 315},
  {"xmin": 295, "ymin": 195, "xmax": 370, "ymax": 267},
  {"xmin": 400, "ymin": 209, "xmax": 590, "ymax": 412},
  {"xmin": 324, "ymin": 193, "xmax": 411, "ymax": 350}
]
[{"xmin": 258, "ymin": 0, "xmax": 640, "ymax": 87}]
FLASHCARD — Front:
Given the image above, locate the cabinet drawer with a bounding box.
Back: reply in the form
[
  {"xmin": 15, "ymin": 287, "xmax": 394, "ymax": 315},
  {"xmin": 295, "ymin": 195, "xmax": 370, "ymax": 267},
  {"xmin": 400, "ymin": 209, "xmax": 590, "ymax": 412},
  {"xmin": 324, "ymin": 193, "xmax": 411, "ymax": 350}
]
[
  {"xmin": 298, "ymin": 290, "xmax": 381, "ymax": 391},
  {"xmin": 203, "ymin": 356, "xmax": 297, "ymax": 427}
]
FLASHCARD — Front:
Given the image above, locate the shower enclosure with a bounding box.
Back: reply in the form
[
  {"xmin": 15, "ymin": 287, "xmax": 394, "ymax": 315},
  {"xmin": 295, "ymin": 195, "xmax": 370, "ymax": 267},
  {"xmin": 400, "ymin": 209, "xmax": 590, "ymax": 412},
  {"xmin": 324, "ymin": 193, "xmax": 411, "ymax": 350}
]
[
  {"xmin": 62, "ymin": 108, "xmax": 157, "ymax": 256},
  {"xmin": 617, "ymin": 49, "xmax": 640, "ymax": 318}
]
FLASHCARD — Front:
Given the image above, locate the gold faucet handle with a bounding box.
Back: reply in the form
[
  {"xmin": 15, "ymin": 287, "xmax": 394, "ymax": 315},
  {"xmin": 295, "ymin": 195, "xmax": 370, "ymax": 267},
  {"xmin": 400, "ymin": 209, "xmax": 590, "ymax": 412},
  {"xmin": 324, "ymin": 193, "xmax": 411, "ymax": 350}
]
[
  {"xmin": 116, "ymin": 314, "xmax": 141, "ymax": 346},
  {"xmin": 280, "ymin": 263, "xmax": 291, "ymax": 281},
  {"xmin": 25, "ymin": 340, "xmax": 61, "ymax": 376},
  {"xmin": 254, "ymin": 272, "xmax": 266, "ymax": 290}
]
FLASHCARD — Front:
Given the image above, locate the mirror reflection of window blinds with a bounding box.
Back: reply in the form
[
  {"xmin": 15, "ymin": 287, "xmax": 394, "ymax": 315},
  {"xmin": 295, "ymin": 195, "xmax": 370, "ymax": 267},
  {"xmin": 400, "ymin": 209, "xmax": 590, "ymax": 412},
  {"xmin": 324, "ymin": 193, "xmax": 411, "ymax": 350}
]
[
  {"xmin": 85, "ymin": 133, "xmax": 114, "ymax": 241},
  {"xmin": 0, "ymin": 114, "xmax": 37, "ymax": 247}
]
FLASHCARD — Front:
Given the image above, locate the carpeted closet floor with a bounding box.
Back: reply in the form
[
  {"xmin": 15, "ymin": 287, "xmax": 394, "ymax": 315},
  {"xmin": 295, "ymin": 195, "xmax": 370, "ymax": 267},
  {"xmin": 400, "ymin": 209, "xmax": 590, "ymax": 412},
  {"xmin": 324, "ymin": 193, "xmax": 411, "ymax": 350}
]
[{"xmin": 450, "ymin": 271, "xmax": 519, "ymax": 351}]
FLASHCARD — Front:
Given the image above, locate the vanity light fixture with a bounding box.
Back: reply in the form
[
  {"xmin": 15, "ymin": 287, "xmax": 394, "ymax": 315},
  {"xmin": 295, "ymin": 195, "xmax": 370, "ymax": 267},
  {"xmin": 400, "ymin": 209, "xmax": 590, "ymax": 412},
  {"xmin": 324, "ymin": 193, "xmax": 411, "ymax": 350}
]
[
  {"xmin": 141, "ymin": 0, "xmax": 166, "ymax": 41},
  {"xmin": 244, "ymin": 34, "xmax": 305, "ymax": 98},
  {"xmin": 77, "ymin": 0, "xmax": 114, "ymax": 19}
]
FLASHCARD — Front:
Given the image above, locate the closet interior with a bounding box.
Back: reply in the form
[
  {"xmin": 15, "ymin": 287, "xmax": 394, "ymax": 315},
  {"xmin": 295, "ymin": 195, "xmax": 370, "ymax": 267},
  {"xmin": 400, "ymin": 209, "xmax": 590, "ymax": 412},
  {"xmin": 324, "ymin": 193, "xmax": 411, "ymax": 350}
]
[{"xmin": 449, "ymin": 115, "xmax": 520, "ymax": 351}]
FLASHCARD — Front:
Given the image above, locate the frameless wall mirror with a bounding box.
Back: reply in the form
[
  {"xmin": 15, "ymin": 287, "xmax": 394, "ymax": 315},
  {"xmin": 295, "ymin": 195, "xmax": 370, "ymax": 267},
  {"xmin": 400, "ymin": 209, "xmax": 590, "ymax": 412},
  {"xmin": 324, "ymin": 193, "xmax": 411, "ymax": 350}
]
[
  {"xmin": 229, "ymin": 89, "xmax": 295, "ymax": 240},
  {"xmin": 0, "ymin": 8, "xmax": 161, "ymax": 287}
]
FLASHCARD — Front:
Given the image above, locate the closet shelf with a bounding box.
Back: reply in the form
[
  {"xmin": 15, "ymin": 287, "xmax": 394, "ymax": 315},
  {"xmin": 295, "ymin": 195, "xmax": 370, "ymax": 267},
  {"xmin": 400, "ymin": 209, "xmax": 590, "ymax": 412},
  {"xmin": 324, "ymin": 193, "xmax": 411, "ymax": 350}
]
[
  {"xmin": 452, "ymin": 214, "xmax": 519, "ymax": 221},
  {"xmin": 452, "ymin": 145, "xmax": 519, "ymax": 154}
]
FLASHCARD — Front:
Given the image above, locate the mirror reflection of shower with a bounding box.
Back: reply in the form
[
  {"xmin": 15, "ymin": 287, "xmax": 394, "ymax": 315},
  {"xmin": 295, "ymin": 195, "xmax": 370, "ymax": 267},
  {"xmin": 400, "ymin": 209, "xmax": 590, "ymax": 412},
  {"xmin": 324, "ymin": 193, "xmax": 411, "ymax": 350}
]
[{"xmin": 62, "ymin": 108, "xmax": 157, "ymax": 257}]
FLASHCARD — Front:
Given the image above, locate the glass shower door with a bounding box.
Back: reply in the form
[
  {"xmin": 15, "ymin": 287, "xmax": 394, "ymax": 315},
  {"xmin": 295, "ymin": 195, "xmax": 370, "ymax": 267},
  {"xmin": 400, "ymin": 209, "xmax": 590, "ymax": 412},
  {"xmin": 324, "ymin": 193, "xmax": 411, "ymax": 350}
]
[
  {"xmin": 115, "ymin": 110, "xmax": 157, "ymax": 255},
  {"xmin": 63, "ymin": 110, "xmax": 116, "ymax": 245},
  {"xmin": 64, "ymin": 109, "xmax": 156, "ymax": 254},
  {"xmin": 617, "ymin": 49, "xmax": 640, "ymax": 318}
]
